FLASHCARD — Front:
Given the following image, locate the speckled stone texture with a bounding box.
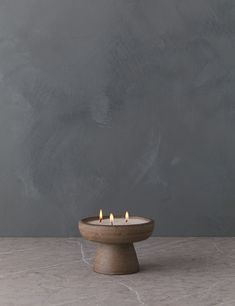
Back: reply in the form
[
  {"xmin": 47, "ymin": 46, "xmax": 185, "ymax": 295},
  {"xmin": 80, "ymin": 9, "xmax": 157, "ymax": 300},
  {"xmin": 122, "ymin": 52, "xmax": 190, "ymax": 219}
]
[{"xmin": 0, "ymin": 238, "xmax": 234, "ymax": 306}]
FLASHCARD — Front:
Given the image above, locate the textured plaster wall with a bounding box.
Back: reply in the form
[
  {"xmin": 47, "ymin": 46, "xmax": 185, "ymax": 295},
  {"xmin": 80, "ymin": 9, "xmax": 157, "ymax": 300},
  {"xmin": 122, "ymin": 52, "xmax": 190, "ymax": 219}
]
[{"xmin": 0, "ymin": 0, "xmax": 235, "ymax": 236}]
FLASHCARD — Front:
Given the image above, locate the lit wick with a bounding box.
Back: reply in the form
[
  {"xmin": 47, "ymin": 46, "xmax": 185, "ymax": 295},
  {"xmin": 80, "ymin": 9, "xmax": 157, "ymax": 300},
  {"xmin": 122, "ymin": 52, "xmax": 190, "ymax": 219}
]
[
  {"xmin": 125, "ymin": 211, "xmax": 129, "ymax": 223},
  {"xmin": 110, "ymin": 213, "xmax": 114, "ymax": 226},
  {"xmin": 99, "ymin": 209, "xmax": 103, "ymax": 223}
]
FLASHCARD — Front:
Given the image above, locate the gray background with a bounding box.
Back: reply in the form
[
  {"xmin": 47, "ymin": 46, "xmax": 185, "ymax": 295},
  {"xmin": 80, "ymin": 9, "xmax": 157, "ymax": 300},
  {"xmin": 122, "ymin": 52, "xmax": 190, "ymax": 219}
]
[{"xmin": 0, "ymin": 0, "xmax": 234, "ymax": 236}]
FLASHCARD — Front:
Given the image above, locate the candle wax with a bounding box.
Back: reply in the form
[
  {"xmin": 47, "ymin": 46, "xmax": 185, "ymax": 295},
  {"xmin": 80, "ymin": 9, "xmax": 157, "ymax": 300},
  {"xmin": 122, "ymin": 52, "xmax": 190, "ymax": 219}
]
[{"xmin": 88, "ymin": 217, "xmax": 148, "ymax": 225}]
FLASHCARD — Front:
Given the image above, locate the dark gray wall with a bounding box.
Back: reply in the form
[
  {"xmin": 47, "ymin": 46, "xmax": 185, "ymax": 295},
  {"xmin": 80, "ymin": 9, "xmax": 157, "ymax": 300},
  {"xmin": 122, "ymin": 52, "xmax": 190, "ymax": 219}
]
[{"xmin": 0, "ymin": 0, "xmax": 235, "ymax": 236}]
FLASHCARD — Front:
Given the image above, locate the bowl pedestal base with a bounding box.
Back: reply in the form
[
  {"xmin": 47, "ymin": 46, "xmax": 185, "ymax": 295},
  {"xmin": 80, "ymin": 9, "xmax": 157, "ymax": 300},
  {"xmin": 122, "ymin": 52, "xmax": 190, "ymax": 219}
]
[{"xmin": 94, "ymin": 243, "xmax": 139, "ymax": 275}]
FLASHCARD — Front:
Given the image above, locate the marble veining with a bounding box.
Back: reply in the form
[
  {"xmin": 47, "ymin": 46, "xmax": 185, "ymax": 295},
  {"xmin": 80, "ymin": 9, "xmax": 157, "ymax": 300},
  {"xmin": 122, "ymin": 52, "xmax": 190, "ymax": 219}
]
[
  {"xmin": 118, "ymin": 282, "xmax": 145, "ymax": 305},
  {"xmin": 77, "ymin": 240, "xmax": 92, "ymax": 266},
  {"xmin": 0, "ymin": 238, "xmax": 234, "ymax": 306}
]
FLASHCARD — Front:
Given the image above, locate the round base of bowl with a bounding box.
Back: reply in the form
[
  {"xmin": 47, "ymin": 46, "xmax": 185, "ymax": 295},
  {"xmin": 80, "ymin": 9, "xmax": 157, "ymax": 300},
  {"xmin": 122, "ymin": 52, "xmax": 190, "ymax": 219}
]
[
  {"xmin": 94, "ymin": 243, "xmax": 139, "ymax": 274},
  {"xmin": 79, "ymin": 216, "xmax": 154, "ymax": 275}
]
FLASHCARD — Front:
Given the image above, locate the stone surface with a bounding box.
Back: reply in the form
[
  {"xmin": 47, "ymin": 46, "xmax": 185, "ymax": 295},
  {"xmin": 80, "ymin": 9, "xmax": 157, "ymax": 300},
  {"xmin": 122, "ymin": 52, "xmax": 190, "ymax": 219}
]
[{"xmin": 0, "ymin": 237, "xmax": 234, "ymax": 306}]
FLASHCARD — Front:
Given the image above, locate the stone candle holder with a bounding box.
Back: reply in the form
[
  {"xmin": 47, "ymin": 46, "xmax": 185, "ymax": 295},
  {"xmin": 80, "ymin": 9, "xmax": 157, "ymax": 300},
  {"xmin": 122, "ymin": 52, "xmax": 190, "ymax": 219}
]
[{"xmin": 79, "ymin": 216, "xmax": 154, "ymax": 275}]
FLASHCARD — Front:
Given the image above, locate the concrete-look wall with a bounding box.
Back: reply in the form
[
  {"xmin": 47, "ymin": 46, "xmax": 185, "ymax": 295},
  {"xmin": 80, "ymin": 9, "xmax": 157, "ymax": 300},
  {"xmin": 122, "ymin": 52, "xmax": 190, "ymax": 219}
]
[{"xmin": 0, "ymin": 0, "xmax": 234, "ymax": 236}]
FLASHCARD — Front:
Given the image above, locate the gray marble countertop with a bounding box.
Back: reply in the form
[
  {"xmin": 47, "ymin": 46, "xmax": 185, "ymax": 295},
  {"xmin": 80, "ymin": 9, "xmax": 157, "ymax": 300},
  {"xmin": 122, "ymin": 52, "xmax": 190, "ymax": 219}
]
[{"xmin": 0, "ymin": 237, "xmax": 234, "ymax": 306}]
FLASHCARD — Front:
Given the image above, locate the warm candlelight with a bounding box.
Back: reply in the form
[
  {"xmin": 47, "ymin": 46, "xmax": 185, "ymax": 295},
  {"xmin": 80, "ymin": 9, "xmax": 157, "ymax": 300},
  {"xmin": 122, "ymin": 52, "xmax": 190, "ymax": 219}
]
[
  {"xmin": 125, "ymin": 211, "xmax": 129, "ymax": 223},
  {"xmin": 99, "ymin": 209, "xmax": 103, "ymax": 223},
  {"xmin": 110, "ymin": 213, "xmax": 114, "ymax": 225}
]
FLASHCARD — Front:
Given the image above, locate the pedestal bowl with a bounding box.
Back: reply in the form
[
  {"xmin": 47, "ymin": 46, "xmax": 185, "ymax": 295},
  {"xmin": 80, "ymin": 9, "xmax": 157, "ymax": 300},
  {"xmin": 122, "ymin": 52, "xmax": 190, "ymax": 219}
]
[{"xmin": 79, "ymin": 216, "xmax": 154, "ymax": 275}]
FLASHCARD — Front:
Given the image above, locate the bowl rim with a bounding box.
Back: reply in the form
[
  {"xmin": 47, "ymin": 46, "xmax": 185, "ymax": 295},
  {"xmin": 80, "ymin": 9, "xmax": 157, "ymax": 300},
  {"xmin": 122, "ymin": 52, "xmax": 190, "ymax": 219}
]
[{"xmin": 79, "ymin": 215, "xmax": 154, "ymax": 228}]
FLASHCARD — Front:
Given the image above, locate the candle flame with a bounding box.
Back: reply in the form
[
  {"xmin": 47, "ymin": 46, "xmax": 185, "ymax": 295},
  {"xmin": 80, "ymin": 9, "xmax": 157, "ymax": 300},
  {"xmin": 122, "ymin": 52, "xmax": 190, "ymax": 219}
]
[
  {"xmin": 110, "ymin": 213, "xmax": 114, "ymax": 225},
  {"xmin": 99, "ymin": 209, "xmax": 103, "ymax": 222},
  {"xmin": 125, "ymin": 211, "xmax": 129, "ymax": 223}
]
